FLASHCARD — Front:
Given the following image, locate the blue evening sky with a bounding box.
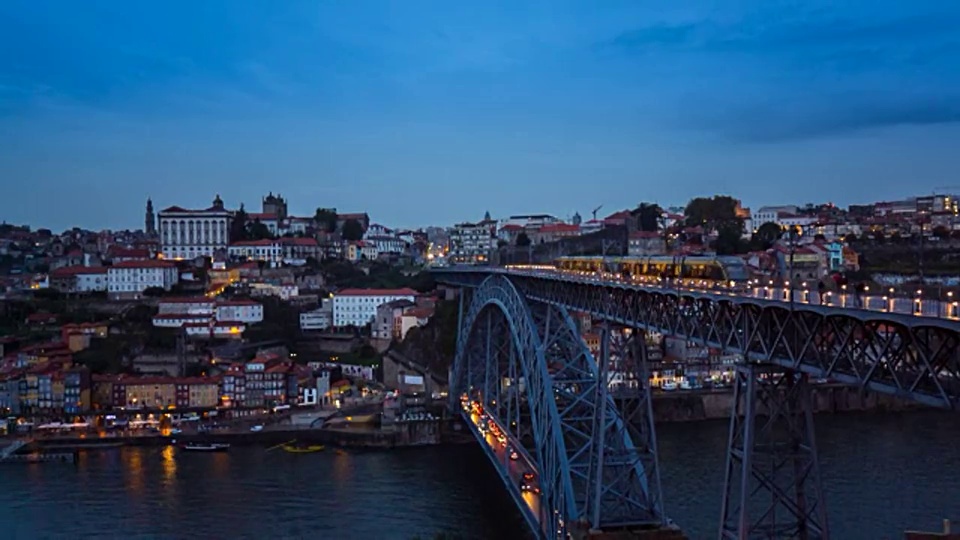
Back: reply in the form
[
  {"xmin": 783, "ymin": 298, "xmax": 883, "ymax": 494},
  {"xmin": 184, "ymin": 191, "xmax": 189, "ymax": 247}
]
[{"xmin": 2, "ymin": 1, "xmax": 959, "ymax": 231}]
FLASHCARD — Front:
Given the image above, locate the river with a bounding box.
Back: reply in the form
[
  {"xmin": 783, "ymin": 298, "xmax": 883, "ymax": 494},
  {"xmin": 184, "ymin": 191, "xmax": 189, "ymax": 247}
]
[{"xmin": 2, "ymin": 411, "xmax": 958, "ymax": 539}]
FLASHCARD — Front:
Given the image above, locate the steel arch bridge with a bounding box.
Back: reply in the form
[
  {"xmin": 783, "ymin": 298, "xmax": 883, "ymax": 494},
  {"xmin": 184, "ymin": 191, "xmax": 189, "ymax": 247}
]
[
  {"xmin": 451, "ymin": 274, "xmax": 666, "ymax": 539},
  {"xmin": 437, "ymin": 267, "xmax": 960, "ymax": 540}
]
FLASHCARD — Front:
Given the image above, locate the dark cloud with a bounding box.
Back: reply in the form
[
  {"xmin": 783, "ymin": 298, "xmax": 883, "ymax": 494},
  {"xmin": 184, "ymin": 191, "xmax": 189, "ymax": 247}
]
[{"xmin": 697, "ymin": 98, "xmax": 960, "ymax": 142}]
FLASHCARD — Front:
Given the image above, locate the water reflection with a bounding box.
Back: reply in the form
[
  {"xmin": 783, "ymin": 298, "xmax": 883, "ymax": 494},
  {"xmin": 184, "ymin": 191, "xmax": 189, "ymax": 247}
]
[
  {"xmin": 125, "ymin": 449, "xmax": 143, "ymax": 495},
  {"xmin": 161, "ymin": 445, "xmax": 176, "ymax": 483}
]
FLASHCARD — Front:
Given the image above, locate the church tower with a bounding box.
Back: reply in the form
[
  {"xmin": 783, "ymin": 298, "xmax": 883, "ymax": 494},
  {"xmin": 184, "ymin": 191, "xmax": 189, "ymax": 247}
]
[{"xmin": 145, "ymin": 198, "xmax": 156, "ymax": 235}]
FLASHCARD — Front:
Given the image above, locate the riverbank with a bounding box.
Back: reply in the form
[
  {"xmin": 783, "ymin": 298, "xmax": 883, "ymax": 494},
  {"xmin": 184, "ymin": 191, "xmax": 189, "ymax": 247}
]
[{"xmin": 6, "ymin": 420, "xmax": 447, "ymax": 453}]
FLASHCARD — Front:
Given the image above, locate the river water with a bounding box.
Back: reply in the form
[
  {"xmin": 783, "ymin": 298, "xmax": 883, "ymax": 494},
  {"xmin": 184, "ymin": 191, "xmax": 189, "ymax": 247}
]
[{"xmin": 2, "ymin": 411, "xmax": 959, "ymax": 539}]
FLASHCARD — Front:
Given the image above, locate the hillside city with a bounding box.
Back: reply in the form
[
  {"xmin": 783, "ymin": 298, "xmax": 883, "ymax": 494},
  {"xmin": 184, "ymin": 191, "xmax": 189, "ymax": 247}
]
[{"xmin": 0, "ymin": 190, "xmax": 956, "ymax": 433}]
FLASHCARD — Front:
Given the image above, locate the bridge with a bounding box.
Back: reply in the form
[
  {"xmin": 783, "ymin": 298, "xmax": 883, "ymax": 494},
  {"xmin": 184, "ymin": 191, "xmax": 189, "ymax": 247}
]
[{"xmin": 434, "ymin": 266, "xmax": 960, "ymax": 540}]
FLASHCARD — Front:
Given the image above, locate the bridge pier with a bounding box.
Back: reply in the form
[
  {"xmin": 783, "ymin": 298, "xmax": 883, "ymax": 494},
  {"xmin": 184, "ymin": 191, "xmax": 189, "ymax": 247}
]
[{"xmin": 719, "ymin": 364, "xmax": 830, "ymax": 540}]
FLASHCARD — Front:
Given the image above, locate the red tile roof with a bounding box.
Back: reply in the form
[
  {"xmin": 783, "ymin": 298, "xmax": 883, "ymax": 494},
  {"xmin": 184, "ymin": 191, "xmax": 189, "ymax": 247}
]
[
  {"xmin": 630, "ymin": 231, "xmax": 661, "ymax": 239},
  {"xmin": 110, "ymin": 260, "xmax": 175, "ymax": 269},
  {"xmin": 336, "ymin": 288, "xmax": 418, "ymax": 297},
  {"xmin": 499, "ymin": 224, "xmax": 523, "ymax": 231},
  {"xmin": 248, "ymin": 213, "xmax": 278, "ymax": 221}
]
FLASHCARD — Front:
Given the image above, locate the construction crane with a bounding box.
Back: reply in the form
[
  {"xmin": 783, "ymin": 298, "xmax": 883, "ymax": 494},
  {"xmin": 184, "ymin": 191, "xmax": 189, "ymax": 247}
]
[{"xmin": 591, "ymin": 205, "xmax": 603, "ymax": 221}]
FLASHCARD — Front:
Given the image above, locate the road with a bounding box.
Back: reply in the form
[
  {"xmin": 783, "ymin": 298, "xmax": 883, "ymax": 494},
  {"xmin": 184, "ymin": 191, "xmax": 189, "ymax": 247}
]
[{"xmin": 465, "ymin": 402, "xmax": 542, "ymax": 527}]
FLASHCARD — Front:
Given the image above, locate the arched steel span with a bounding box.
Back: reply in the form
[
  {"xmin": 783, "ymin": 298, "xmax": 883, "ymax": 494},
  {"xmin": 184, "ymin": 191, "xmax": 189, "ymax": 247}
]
[
  {"xmin": 451, "ymin": 274, "xmax": 665, "ymax": 539},
  {"xmin": 436, "ymin": 267, "xmax": 960, "ymax": 410}
]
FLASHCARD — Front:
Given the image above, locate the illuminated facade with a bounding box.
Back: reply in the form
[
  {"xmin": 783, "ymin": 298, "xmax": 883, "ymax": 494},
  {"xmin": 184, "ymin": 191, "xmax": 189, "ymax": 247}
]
[{"xmin": 158, "ymin": 195, "xmax": 232, "ymax": 260}]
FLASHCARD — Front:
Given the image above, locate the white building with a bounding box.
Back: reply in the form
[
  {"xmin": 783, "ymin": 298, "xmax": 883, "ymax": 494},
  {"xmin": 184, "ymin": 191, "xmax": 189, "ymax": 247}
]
[
  {"xmin": 333, "ymin": 288, "xmax": 418, "ymax": 328},
  {"xmin": 228, "ymin": 240, "xmax": 283, "ymax": 265},
  {"xmin": 216, "ymin": 299, "xmax": 264, "ymax": 324},
  {"xmin": 49, "ymin": 266, "xmax": 108, "ymax": 293},
  {"xmin": 107, "ymin": 260, "xmax": 179, "ymax": 300},
  {"xmin": 158, "ymin": 195, "xmax": 232, "ymax": 260},
  {"xmin": 500, "ymin": 214, "xmax": 561, "ymax": 229},
  {"xmin": 449, "ymin": 219, "xmax": 497, "ymax": 264},
  {"xmin": 300, "ymin": 299, "xmax": 333, "ymax": 331},
  {"xmin": 153, "ymin": 297, "xmax": 263, "ymax": 328}
]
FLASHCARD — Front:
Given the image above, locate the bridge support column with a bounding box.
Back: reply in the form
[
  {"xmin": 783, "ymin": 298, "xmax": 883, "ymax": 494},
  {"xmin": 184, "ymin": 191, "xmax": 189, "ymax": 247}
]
[{"xmin": 719, "ymin": 364, "xmax": 829, "ymax": 540}]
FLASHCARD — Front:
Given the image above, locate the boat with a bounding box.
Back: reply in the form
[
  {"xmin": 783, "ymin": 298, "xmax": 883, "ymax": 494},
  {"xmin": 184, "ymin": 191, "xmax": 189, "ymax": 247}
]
[
  {"xmin": 180, "ymin": 442, "xmax": 230, "ymax": 452},
  {"xmin": 281, "ymin": 442, "xmax": 325, "ymax": 454}
]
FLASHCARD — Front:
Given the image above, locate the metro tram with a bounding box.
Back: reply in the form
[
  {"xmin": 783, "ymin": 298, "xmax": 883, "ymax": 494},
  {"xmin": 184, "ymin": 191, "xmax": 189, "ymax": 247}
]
[{"xmin": 554, "ymin": 255, "xmax": 751, "ymax": 284}]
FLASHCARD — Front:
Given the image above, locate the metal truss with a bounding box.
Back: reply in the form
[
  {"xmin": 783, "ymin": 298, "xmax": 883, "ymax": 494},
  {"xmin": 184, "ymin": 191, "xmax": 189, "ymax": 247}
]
[
  {"xmin": 480, "ymin": 272, "xmax": 960, "ymax": 410},
  {"xmin": 719, "ymin": 364, "xmax": 829, "ymax": 540},
  {"xmin": 451, "ymin": 275, "xmax": 665, "ymax": 539}
]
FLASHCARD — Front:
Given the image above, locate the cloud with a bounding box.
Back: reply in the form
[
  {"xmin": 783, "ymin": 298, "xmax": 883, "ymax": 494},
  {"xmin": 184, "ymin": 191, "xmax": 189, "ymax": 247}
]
[
  {"xmin": 603, "ymin": 8, "xmax": 960, "ymax": 140},
  {"xmin": 695, "ymin": 97, "xmax": 960, "ymax": 142}
]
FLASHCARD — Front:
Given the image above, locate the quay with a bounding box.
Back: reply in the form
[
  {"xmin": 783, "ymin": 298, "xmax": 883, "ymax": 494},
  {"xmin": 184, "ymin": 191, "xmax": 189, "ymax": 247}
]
[
  {"xmin": 1, "ymin": 439, "xmax": 77, "ymax": 465},
  {"xmin": 0, "ymin": 452, "xmax": 77, "ymax": 464}
]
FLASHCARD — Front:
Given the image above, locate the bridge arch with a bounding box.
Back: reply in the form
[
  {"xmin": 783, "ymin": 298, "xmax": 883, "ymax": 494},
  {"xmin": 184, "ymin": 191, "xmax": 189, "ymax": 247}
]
[{"xmin": 451, "ymin": 274, "xmax": 665, "ymax": 538}]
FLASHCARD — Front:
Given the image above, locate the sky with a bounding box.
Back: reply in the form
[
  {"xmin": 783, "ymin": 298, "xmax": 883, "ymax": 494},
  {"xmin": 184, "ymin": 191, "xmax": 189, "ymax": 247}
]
[{"xmin": 2, "ymin": 0, "xmax": 959, "ymax": 231}]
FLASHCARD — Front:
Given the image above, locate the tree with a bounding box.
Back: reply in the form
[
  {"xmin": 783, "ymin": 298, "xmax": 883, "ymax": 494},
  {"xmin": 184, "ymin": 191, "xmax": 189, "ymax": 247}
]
[
  {"xmin": 872, "ymin": 230, "xmax": 885, "ymax": 242},
  {"xmin": 843, "ymin": 233, "xmax": 858, "ymax": 244},
  {"xmin": 684, "ymin": 195, "xmax": 740, "ymax": 229},
  {"xmin": 752, "ymin": 222, "xmax": 782, "ymax": 250},
  {"xmin": 714, "ymin": 222, "xmax": 744, "ymax": 255},
  {"xmin": 314, "ymin": 208, "xmax": 338, "ymax": 233},
  {"xmin": 813, "ymin": 233, "xmax": 826, "ymax": 242},
  {"xmin": 230, "ymin": 203, "xmax": 249, "ymax": 242},
  {"xmin": 933, "ymin": 225, "xmax": 950, "ymax": 239},
  {"xmin": 516, "ymin": 232, "xmax": 531, "ymax": 247},
  {"xmin": 142, "ymin": 286, "xmax": 165, "ymax": 297},
  {"xmin": 631, "ymin": 203, "xmax": 661, "ymax": 232},
  {"xmin": 342, "ymin": 219, "xmax": 364, "ymax": 241},
  {"xmin": 247, "ymin": 219, "xmax": 272, "ymax": 240}
]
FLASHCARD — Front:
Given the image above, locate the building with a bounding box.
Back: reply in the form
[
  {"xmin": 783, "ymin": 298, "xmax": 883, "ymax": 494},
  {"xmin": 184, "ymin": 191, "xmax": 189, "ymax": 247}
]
[
  {"xmin": 300, "ymin": 298, "xmax": 333, "ymax": 331},
  {"xmin": 372, "ymin": 299, "xmax": 416, "ymax": 340},
  {"xmin": 336, "ymin": 212, "xmax": 370, "ymax": 232},
  {"xmin": 145, "ymin": 198, "xmax": 156, "ymax": 236},
  {"xmin": 345, "ymin": 241, "xmax": 378, "ymax": 262},
  {"xmin": 262, "ymin": 192, "xmax": 288, "ymax": 220},
  {"xmin": 49, "ymin": 266, "xmax": 108, "ymax": 294},
  {"xmin": 500, "ymin": 214, "xmax": 561, "ymax": 229},
  {"xmin": 158, "ymin": 195, "xmax": 232, "ymax": 260},
  {"xmin": 449, "ymin": 218, "xmax": 497, "ymax": 264},
  {"xmin": 228, "ymin": 240, "xmax": 283, "ymax": 265},
  {"xmin": 64, "ymin": 367, "xmax": 91, "ymax": 415},
  {"xmin": 628, "ymin": 231, "xmax": 667, "ymax": 256},
  {"xmin": 333, "ymin": 288, "xmax": 418, "ymax": 328},
  {"xmin": 107, "ymin": 260, "xmax": 179, "ymax": 300},
  {"xmin": 216, "ymin": 299, "xmax": 264, "ymax": 324}
]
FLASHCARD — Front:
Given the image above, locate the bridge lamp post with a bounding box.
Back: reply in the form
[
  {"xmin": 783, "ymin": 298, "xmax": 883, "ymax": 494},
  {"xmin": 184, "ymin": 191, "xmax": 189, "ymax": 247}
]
[
  {"xmin": 841, "ymin": 284, "xmax": 848, "ymax": 307},
  {"xmin": 882, "ymin": 296, "xmax": 889, "ymax": 312},
  {"xmin": 948, "ymin": 292, "xmax": 956, "ymax": 318},
  {"xmin": 915, "ymin": 289, "xmax": 923, "ymax": 315}
]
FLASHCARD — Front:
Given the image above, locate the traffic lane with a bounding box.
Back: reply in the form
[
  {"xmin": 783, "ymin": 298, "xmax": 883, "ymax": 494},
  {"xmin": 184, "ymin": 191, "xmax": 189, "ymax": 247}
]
[{"xmin": 470, "ymin": 411, "xmax": 542, "ymax": 518}]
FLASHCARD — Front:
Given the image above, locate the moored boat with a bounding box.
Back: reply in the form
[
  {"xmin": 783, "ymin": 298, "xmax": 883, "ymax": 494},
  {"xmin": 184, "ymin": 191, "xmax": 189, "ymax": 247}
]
[
  {"xmin": 281, "ymin": 443, "xmax": 325, "ymax": 454},
  {"xmin": 180, "ymin": 442, "xmax": 229, "ymax": 452}
]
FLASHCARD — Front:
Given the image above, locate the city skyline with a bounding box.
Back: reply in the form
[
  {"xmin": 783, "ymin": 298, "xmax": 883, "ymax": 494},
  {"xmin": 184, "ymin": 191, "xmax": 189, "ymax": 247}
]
[{"xmin": 3, "ymin": 1, "xmax": 959, "ymax": 231}]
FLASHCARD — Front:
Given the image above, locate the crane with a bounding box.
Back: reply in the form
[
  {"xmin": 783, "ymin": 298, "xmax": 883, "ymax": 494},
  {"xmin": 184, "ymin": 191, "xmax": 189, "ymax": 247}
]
[{"xmin": 591, "ymin": 205, "xmax": 603, "ymax": 221}]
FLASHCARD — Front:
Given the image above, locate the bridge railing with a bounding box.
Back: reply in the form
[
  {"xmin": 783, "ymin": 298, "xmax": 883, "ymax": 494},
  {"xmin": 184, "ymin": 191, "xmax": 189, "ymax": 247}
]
[{"xmin": 492, "ymin": 267, "xmax": 960, "ymax": 321}]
